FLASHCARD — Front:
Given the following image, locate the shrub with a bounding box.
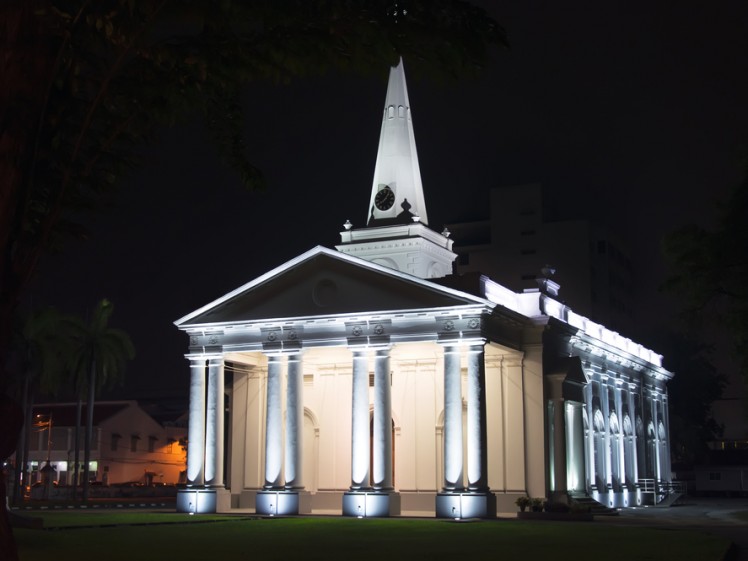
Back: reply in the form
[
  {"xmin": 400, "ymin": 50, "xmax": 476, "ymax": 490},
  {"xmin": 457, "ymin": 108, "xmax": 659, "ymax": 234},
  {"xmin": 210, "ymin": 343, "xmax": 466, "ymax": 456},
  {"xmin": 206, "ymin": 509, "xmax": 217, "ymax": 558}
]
[
  {"xmin": 515, "ymin": 496, "xmax": 531, "ymax": 510},
  {"xmin": 530, "ymin": 497, "xmax": 546, "ymax": 511}
]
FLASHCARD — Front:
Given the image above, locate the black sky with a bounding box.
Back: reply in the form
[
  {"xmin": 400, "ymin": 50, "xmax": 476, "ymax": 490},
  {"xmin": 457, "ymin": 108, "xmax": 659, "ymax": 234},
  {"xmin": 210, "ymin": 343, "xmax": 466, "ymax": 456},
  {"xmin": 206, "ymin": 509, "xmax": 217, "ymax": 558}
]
[{"xmin": 30, "ymin": 1, "xmax": 748, "ymax": 401}]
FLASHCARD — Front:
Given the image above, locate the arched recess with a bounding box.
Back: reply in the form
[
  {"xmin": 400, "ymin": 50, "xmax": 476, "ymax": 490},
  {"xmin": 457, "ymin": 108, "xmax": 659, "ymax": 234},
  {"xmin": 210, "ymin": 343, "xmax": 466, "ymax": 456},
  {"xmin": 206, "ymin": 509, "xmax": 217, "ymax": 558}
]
[
  {"xmin": 303, "ymin": 408, "xmax": 319, "ymax": 492},
  {"xmin": 368, "ymin": 407, "xmax": 400, "ymax": 489}
]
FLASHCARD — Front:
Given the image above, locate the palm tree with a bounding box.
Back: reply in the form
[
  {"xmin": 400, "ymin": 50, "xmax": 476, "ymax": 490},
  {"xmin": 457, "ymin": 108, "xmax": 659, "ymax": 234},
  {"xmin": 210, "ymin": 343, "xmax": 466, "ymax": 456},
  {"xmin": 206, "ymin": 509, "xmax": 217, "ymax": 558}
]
[
  {"xmin": 66, "ymin": 299, "xmax": 134, "ymax": 502},
  {"xmin": 10, "ymin": 307, "xmax": 68, "ymax": 504}
]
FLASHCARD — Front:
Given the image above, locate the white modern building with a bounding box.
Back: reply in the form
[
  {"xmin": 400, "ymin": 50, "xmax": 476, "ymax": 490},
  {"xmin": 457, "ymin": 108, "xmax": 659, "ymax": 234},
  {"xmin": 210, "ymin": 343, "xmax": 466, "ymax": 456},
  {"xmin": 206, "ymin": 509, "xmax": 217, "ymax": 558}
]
[{"xmin": 175, "ymin": 60, "xmax": 674, "ymax": 516}]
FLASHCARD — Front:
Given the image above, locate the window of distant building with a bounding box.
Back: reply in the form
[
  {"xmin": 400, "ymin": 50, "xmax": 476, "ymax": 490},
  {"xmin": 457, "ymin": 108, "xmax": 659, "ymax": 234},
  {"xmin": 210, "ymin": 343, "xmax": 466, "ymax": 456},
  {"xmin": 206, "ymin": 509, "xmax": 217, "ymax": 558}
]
[
  {"xmin": 130, "ymin": 435, "xmax": 140, "ymax": 452},
  {"xmin": 111, "ymin": 434, "xmax": 121, "ymax": 452},
  {"xmin": 148, "ymin": 436, "xmax": 157, "ymax": 453},
  {"xmin": 166, "ymin": 439, "xmax": 175, "ymax": 454}
]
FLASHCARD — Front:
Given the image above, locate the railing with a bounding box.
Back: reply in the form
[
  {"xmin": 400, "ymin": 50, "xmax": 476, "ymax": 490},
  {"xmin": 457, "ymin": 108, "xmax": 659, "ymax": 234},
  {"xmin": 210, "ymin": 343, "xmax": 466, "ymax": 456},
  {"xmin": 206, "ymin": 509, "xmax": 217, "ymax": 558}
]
[
  {"xmin": 639, "ymin": 478, "xmax": 656, "ymax": 494},
  {"xmin": 638, "ymin": 478, "xmax": 688, "ymax": 501}
]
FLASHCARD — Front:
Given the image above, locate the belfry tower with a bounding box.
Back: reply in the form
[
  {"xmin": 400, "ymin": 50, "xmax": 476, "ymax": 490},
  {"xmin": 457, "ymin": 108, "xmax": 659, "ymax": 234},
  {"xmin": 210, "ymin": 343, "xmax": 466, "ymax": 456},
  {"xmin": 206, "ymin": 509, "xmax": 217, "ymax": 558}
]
[{"xmin": 336, "ymin": 59, "xmax": 457, "ymax": 279}]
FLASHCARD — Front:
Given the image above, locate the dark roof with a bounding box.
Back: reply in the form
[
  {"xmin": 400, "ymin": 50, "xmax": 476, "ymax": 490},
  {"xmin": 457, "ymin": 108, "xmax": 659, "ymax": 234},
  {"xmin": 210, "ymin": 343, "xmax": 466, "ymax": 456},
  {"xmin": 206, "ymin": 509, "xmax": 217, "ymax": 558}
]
[{"xmin": 32, "ymin": 402, "xmax": 130, "ymax": 427}]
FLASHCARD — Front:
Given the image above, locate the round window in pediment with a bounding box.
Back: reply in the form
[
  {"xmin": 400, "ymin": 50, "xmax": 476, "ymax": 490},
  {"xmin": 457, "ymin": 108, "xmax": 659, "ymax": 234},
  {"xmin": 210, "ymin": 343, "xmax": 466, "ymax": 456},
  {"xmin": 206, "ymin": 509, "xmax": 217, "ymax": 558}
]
[{"xmin": 312, "ymin": 278, "xmax": 338, "ymax": 307}]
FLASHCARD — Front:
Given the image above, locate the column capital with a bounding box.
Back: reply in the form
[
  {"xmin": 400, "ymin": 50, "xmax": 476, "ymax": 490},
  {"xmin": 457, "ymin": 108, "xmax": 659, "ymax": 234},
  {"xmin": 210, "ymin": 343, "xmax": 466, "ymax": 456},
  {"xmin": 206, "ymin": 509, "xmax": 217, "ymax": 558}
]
[
  {"xmin": 186, "ymin": 354, "xmax": 221, "ymax": 362},
  {"xmin": 438, "ymin": 338, "xmax": 486, "ymax": 350}
]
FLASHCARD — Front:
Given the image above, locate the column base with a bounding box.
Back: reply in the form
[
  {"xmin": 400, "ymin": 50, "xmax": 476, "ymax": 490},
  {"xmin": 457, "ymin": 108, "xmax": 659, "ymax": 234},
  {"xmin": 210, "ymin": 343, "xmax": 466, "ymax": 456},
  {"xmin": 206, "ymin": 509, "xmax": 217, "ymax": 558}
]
[
  {"xmin": 256, "ymin": 490, "xmax": 302, "ymax": 515},
  {"xmin": 436, "ymin": 491, "xmax": 496, "ymax": 519},
  {"xmin": 342, "ymin": 491, "xmax": 401, "ymax": 517},
  {"xmin": 177, "ymin": 488, "xmax": 216, "ymax": 514}
]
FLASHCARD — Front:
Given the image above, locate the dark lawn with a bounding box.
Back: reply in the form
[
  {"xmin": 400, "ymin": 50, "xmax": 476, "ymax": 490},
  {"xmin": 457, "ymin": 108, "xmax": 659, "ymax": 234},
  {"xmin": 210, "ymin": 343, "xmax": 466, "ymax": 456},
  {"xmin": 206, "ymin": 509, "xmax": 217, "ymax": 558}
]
[{"xmin": 15, "ymin": 514, "xmax": 731, "ymax": 561}]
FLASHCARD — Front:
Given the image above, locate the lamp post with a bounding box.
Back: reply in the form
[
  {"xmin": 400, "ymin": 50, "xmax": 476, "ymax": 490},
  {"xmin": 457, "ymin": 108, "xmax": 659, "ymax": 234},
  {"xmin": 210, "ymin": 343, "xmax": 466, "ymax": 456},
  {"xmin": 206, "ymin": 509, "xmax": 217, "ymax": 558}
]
[{"xmin": 36, "ymin": 413, "xmax": 56, "ymax": 498}]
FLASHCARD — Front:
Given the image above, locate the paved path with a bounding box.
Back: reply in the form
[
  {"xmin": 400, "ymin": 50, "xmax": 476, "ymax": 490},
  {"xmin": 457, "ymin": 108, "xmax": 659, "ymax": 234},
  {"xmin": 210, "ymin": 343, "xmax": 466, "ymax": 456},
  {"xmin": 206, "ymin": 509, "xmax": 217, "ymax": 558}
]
[{"xmin": 602, "ymin": 497, "xmax": 748, "ymax": 560}]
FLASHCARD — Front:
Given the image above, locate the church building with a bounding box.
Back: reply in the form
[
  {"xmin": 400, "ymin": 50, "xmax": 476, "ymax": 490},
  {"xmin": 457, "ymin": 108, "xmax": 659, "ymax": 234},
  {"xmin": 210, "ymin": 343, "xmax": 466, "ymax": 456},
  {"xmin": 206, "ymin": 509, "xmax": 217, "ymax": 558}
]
[{"xmin": 174, "ymin": 60, "xmax": 674, "ymax": 517}]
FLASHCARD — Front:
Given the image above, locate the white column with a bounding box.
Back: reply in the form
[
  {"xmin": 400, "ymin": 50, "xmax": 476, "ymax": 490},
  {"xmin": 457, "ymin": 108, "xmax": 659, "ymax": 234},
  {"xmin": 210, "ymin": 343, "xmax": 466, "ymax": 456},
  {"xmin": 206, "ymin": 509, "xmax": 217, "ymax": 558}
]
[
  {"xmin": 627, "ymin": 387, "xmax": 639, "ymax": 486},
  {"xmin": 466, "ymin": 343, "xmax": 488, "ymax": 492},
  {"xmin": 601, "ymin": 380, "xmax": 613, "ymax": 488},
  {"xmin": 264, "ymin": 355, "xmax": 283, "ymax": 489},
  {"xmin": 205, "ymin": 357, "xmax": 225, "ymax": 487},
  {"xmin": 585, "ymin": 383, "xmax": 597, "ymax": 490},
  {"xmin": 372, "ymin": 347, "xmax": 393, "ymax": 490},
  {"xmin": 350, "ymin": 349, "xmax": 370, "ymax": 489},
  {"xmin": 662, "ymin": 394, "xmax": 672, "ymax": 483},
  {"xmin": 187, "ymin": 358, "xmax": 207, "ymax": 486},
  {"xmin": 285, "ymin": 352, "xmax": 304, "ymax": 489},
  {"xmin": 651, "ymin": 394, "xmax": 662, "ymax": 482},
  {"xmin": 442, "ymin": 344, "xmax": 463, "ymax": 491}
]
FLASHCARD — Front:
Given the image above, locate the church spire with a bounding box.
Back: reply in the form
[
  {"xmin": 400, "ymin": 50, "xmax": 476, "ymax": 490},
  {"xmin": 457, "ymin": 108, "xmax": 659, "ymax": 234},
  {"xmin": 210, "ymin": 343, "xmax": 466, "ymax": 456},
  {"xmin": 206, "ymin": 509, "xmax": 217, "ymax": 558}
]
[
  {"xmin": 337, "ymin": 58, "xmax": 455, "ymax": 280},
  {"xmin": 367, "ymin": 59, "xmax": 428, "ymax": 225}
]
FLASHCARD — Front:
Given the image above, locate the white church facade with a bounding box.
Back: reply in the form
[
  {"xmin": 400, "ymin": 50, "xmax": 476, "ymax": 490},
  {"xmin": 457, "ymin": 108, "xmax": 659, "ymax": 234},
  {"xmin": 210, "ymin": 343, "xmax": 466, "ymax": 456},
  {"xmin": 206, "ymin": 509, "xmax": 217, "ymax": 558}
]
[{"xmin": 174, "ymin": 61, "xmax": 674, "ymax": 517}]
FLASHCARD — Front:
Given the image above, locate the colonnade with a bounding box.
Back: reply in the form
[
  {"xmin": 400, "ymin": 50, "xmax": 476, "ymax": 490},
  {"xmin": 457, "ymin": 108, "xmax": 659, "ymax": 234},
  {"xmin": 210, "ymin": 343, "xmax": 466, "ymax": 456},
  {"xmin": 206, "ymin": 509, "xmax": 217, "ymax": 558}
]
[
  {"xmin": 581, "ymin": 374, "xmax": 670, "ymax": 500},
  {"xmin": 182, "ymin": 340, "xmax": 492, "ymax": 517}
]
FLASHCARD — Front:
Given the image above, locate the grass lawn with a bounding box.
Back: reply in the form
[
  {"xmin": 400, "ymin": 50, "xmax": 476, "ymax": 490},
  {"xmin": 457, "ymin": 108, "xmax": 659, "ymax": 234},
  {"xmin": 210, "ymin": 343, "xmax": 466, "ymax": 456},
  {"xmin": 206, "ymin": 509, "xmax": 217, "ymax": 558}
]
[
  {"xmin": 15, "ymin": 514, "xmax": 731, "ymax": 561},
  {"xmin": 733, "ymin": 511, "xmax": 748, "ymax": 522}
]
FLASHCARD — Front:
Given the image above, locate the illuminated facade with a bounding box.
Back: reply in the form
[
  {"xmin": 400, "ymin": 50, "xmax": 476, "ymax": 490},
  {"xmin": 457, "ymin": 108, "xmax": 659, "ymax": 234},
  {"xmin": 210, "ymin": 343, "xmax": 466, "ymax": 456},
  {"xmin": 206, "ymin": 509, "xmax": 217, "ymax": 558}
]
[{"xmin": 175, "ymin": 61, "xmax": 673, "ymax": 516}]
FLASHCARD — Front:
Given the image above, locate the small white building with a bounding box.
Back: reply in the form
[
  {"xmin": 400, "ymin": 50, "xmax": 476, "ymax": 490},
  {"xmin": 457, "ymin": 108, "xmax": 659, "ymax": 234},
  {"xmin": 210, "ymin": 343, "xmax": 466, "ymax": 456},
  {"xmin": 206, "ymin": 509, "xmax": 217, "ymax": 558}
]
[
  {"xmin": 23, "ymin": 400, "xmax": 186, "ymax": 487},
  {"xmin": 175, "ymin": 60, "xmax": 674, "ymax": 516}
]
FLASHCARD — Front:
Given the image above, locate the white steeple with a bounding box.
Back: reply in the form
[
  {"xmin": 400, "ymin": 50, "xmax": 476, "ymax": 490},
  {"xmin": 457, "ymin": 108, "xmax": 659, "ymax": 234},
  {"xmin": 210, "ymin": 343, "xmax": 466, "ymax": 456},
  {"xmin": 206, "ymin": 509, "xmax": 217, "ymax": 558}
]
[
  {"xmin": 366, "ymin": 59, "xmax": 428, "ymax": 225},
  {"xmin": 337, "ymin": 59, "xmax": 456, "ymax": 280}
]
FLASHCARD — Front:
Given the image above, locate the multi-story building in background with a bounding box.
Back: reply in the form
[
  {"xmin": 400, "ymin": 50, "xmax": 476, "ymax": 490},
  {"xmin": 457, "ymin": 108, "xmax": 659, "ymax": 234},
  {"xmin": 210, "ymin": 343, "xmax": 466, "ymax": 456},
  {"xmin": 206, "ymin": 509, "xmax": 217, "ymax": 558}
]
[{"xmin": 447, "ymin": 183, "xmax": 636, "ymax": 337}]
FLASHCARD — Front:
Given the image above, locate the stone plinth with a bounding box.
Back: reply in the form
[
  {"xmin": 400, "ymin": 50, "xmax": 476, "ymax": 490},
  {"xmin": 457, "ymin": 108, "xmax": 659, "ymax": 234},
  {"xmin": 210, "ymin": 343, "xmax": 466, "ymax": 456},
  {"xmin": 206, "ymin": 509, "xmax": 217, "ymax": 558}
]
[{"xmin": 342, "ymin": 491, "xmax": 401, "ymax": 517}]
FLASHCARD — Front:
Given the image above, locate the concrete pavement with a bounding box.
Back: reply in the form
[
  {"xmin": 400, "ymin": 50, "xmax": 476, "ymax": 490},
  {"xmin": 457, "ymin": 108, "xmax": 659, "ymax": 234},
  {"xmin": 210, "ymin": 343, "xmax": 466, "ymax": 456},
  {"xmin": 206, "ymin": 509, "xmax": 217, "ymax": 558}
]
[{"xmin": 602, "ymin": 497, "xmax": 748, "ymax": 560}]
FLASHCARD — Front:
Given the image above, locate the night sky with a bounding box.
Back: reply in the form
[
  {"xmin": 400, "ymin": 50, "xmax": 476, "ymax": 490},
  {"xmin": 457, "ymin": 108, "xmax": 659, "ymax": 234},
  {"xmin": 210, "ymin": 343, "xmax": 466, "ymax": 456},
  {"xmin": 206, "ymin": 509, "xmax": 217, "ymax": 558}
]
[{"xmin": 30, "ymin": 2, "xmax": 748, "ymax": 402}]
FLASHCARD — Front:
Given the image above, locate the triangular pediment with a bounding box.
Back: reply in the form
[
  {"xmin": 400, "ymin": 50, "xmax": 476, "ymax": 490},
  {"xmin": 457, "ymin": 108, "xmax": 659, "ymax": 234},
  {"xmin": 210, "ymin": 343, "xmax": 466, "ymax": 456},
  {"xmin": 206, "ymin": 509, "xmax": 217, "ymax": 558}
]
[{"xmin": 176, "ymin": 247, "xmax": 488, "ymax": 327}]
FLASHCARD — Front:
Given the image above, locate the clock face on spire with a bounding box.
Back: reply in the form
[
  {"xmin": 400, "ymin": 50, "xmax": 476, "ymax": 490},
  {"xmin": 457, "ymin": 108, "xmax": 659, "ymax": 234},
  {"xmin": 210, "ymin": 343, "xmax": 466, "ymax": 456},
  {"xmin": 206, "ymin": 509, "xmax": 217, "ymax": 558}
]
[{"xmin": 375, "ymin": 186, "xmax": 395, "ymax": 211}]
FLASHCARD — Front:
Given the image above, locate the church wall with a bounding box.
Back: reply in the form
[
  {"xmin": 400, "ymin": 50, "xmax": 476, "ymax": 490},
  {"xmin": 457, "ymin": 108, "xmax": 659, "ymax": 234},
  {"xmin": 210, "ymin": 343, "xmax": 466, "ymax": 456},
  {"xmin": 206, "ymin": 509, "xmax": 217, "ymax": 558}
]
[
  {"xmin": 523, "ymin": 343, "xmax": 547, "ymax": 498},
  {"xmin": 391, "ymin": 343, "xmax": 441, "ymax": 492},
  {"xmin": 230, "ymin": 360, "xmax": 265, "ymax": 493},
  {"xmin": 485, "ymin": 350, "xmax": 505, "ymax": 491},
  {"xmin": 303, "ymin": 348, "xmax": 353, "ymax": 491},
  {"xmin": 502, "ymin": 355, "xmax": 527, "ymax": 492}
]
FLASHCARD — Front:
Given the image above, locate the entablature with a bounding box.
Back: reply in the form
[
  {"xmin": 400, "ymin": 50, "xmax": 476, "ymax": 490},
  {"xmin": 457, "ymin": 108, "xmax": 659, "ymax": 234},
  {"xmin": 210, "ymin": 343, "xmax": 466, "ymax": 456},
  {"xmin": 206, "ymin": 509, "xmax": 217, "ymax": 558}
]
[{"xmin": 182, "ymin": 304, "xmax": 506, "ymax": 356}]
